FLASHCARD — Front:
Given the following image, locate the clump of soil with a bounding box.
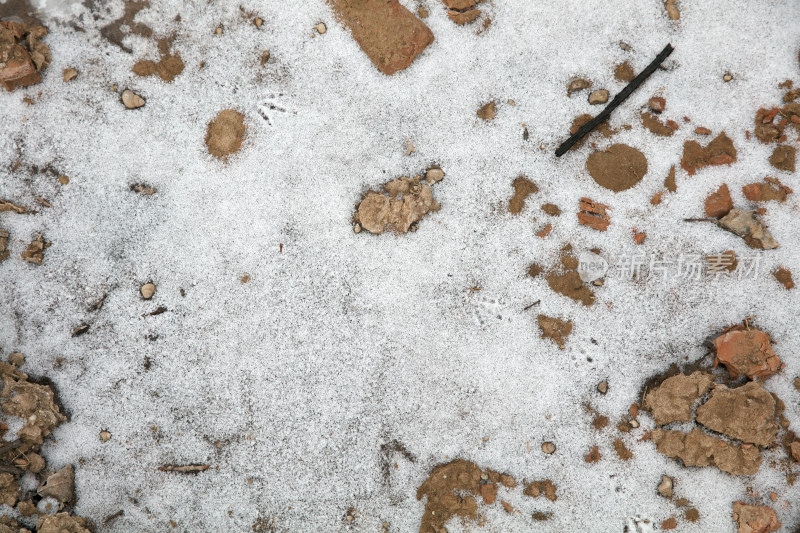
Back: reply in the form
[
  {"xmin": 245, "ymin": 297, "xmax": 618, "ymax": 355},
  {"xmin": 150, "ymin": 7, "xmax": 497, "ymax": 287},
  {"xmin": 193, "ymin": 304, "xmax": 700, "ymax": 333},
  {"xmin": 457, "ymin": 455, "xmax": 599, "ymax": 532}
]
[
  {"xmin": 732, "ymin": 502, "xmax": 780, "ymax": 533},
  {"xmin": 577, "ymin": 197, "xmax": 610, "ymax": 231},
  {"xmin": 769, "ymin": 145, "xmax": 795, "ymax": 171},
  {"xmin": 585, "ymin": 445, "xmax": 601, "ymax": 463},
  {"xmin": 712, "ymin": 329, "xmax": 782, "ymax": 380},
  {"xmin": 613, "ymin": 438, "xmax": 633, "ymax": 461},
  {"xmin": 614, "ymin": 61, "xmax": 635, "ymax": 82},
  {"xmin": 0, "ymin": 228, "xmax": 8, "ymax": 263},
  {"xmin": 641, "ymin": 111, "xmax": 676, "ymax": 136},
  {"xmin": 754, "ymin": 105, "xmax": 800, "ymax": 145},
  {"xmin": 537, "ymin": 315, "xmax": 572, "ymax": 349},
  {"xmin": 508, "ymin": 176, "xmax": 537, "ymax": 214},
  {"xmin": 523, "ymin": 480, "xmax": 557, "ymax": 501},
  {"xmin": 742, "ymin": 177, "xmax": 792, "ymax": 203},
  {"xmin": 133, "ymin": 53, "xmax": 184, "ymax": 82},
  {"xmin": 0, "ymin": 21, "xmax": 50, "ymax": 91},
  {"xmin": 477, "ymin": 100, "xmax": 496, "ymax": 120},
  {"xmin": 541, "ymin": 203, "xmax": 560, "ymax": 216},
  {"xmin": 681, "ymin": 132, "xmax": 737, "ymax": 175},
  {"xmin": 544, "ymin": 252, "xmax": 596, "ymax": 306},
  {"xmin": 642, "ymin": 371, "xmax": 714, "ymax": 425},
  {"xmin": 664, "ymin": 165, "xmax": 677, "ymax": 192},
  {"xmin": 445, "ymin": 0, "xmax": 482, "ymax": 25},
  {"xmin": 416, "ymin": 460, "xmax": 516, "ymax": 533},
  {"xmin": 773, "ymin": 267, "xmax": 794, "ymax": 290},
  {"xmin": 586, "ymin": 144, "xmax": 648, "ymax": 192},
  {"xmin": 696, "ymin": 382, "xmax": 778, "ymax": 447},
  {"xmin": 205, "ymin": 110, "xmax": 246, "ymax": 159},
  {"xmin": 664, "ymin": 0, "xmax": 680, "ymax": 20},
  {"xmin": 330, "ymin": 0, "xmax": 434, "ymax": 75},
  {"xmin": 704, "ymin": 184, "xmax": 733, "ymax": 218},
  {"xmin": 20, "ymin": 235, "xmax": 49, "ymax": 265},
  {"xmin": 567, "ymin": 78, "xmax": 591, "ymax": 96},
  {"xmin": 717, "ymin": 209, "xmax": 778, "ymax": 250},
  {"xmin": 651, "ymin": 427, "xmax": 762, "ymax": 475},
  {"xmin": 354, "ymin": 175, "xmax": 441, "ymax": 234}
]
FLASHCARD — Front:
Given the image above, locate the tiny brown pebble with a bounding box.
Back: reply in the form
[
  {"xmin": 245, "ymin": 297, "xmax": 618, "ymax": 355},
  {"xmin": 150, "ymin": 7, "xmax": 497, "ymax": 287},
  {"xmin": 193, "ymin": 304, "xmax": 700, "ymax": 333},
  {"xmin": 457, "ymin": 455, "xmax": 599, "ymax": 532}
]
[
  {"xmin": 723, "ymin": 73, "xmax": 733, "ymax": 82},
  {"xmin": 541, "ymin": 441, "xmax": 556, "ymax": 454},
  {"xmin": 62, "ymin": 68, "xmax": 78, "ymax": 82},
  {"xmin": 507, "ymin": 99, "xmax": 515, "ymax": 106},
  {"xmin": 353, "ymin": 223, "xmax": 362, "ymax": 234},
  {"xmin": 121, "ymin": 89, "xmax": 145, "ymax": 109},
  {"xmin": 241, "ymin": 275, "xmax": 250, "ymax": 284},
  {"xmin": 140, "ymin": 282, "xmax": 156, "ymax": 299},
  {"xmin": 588, "ymin": 90, "xmax": 609, "ymax": 105},
  {"xmin": 597, "ymin": 381, "xmax": 608, "ymax": 394},
  {"xmin": 58, "ymin": 175, "xmax": 69, "ymax": 185},
  {"xmin": 695, "ymin": 127, "xmax": 712, "ymax": 135},
  {"xmin": 100, "ymin": 430, "xmax": 111, "ymax": 442},
  {"xmin": 261, "ymin": 50, "xmax": 270, "ymax": 66},
  {"xmin": 254, "ymin": 17, "xmax": 263, "ymax": 27},
  {"xmin": 426, "ymin": 168, "xmax": 445, "ymax": 183},
  {"xmin": 315, "ymin": 22, "xmax": 327, "ymax": 34},
  {"xmin": 215, "ymin": 26, "xmax": 223, "ymax": 35},
  {"xmin": 657, "ymin": 475, "xmax": 674, "ymax": 498},
  {"xmin": 8, "ymin": 352, "xmax": 25, "ymax": 366}
]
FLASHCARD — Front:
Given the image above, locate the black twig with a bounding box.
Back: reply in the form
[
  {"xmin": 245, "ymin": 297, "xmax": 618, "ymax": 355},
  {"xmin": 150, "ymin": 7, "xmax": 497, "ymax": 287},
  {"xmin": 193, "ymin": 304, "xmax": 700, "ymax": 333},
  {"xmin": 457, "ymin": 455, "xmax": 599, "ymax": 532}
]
[
  {"xmin": 555, "ymin": 43, "xmax": 674, "ymax": 157},
  {"xmin": 523, "ymin": 300, "xmax": 541, "ymax": 311}
]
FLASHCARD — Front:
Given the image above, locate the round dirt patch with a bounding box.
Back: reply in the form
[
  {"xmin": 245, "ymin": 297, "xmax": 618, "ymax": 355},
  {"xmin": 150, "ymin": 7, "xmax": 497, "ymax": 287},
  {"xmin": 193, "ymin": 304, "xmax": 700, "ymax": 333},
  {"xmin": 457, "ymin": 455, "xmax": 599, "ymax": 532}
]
[{"xmin": 586, "ymin": 144, "xmax": 648, "ymax": 192}]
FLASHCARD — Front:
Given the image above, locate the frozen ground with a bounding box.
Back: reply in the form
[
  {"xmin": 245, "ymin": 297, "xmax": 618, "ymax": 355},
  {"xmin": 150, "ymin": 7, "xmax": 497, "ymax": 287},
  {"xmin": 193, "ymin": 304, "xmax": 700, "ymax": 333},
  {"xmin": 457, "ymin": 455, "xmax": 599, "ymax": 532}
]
[{"xmin": 1, "ymin": 0, "xmax": 799, "ymax": 531}]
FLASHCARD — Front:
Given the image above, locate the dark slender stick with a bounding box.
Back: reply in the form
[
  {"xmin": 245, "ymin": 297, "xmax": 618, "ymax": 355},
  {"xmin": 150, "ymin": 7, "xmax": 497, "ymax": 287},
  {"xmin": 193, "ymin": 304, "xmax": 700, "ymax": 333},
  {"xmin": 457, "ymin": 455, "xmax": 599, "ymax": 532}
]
[{"xmin": 555, "ymin": 43, "xmax": 674, "ymax": 157}]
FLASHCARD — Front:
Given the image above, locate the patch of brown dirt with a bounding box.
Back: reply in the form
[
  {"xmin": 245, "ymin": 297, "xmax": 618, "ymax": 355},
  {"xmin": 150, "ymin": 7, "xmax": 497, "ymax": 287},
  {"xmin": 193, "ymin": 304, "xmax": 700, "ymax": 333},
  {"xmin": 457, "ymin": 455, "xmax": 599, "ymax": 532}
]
[
  {"xmin": 354, "ymin": 175, "xmax": 441, "ymax": 234},
  {"xmin": 712, "ymin": 329, "xmax": 782, "ymax": 380},
  {"xmin": 773, "ymin": 267, "xmax": 794, "ymax": 290},
  {"xmin": 416, "ymin": 460, "xmax": 516, "ymax": 533},
  {"xmin": 20, "ymin": 235, "xmax": 49, "ymax": 265},
  {"xmin": 537, "ymin": 315, "xmax": 572, "ymax": 349},
  {"xmin": 704, "ymin": 184, "xmax": 733, "ymax": 218},
  {"xmin": 205, "ymin": 110, "xmax": 246, "ymax": 159},
  {"xmin": 681, "ymin": 132, "xmax": 737, "ymax": 175},
  {"xmin": 614, "ymin": 61, "xmax": 635, "ymax": 82},
  {"xmin": 477, "ymin": 100, "xmax": 496, "ymax": 120},
  {"xmin": 523, "ymin": 480, "xmax": 557, "ymax": 501},
  {"xmin": 0, "ymin": 228, "xmax": 8, "ymax": 263},
  {"xmin": 541, "ymin": 203, "xmax": 560, "ymax": 216},
  {"xmin": 586, "ymin": 144, "xmax": 648, "ymax": 192},
  {"xmin": 696, "ymin": 382, "xmax": 778, "ymax": 447},
  {"xmin": 330, "ymin": 0, "xmax": 434, "ymax": 75},
  {"xmin": 546, "ymin": 268, "xmax": 595, "ymax": 306},
  {"xmin": 133, "ymin": 54, "xmax": 184, "ymax": 82},
  {"xmin": 769, "ymin": 145, "xmax": 795, "ymax": 171},
  {"xmin": 717, "ymin": 209, "xmax": 778, "ymax": 250},
  {"xmin": 641, "ymin": 111, "xmax": 675, "ymax": 136},
  {"xmin": 508, "ymin": 176, "xmax": 537, "ymax": 214},
  {"xmin": 651, "ymin": 427, "xmax": 762, "ymax": 475},
  {"xmin": 96, "ymin": 0, "xmax": 153, "ymax": 53},
  {"xmin": 743, "ymin": 177, "xmax": 792, "ymax": 203},
  {"xmin": 613, "ymin": 439, "xmax": 633, "ymax": 461},
  {"xmin": 585, "ymin": 445, "xmax": 601, "ymax": 463},
  {"xmin": 577, "ymin": 197, "xmax": 610, "ymax": 231},
  {"xmin": 664, "ymin": 165, "xmax": 677, "ymax": 192},
  {"xmin": 732, "ymin": 502, "xmax": 780, "ymax": 533},
  {"xmin": 0, "ymin": 21, "xmax": 49, "ymax": 91},
  {"xmin": 568, "ymin": 113, "xmax": 617, "ymax": 151},
  {"xmin": 642, "ymin": 371, "xmax": 714, "ymax": 425}
]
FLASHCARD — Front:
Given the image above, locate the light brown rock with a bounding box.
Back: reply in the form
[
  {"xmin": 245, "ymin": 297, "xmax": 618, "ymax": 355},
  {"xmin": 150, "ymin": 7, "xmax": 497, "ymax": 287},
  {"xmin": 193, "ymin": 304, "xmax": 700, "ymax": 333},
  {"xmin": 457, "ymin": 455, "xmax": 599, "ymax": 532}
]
[
  {"xmin": 696, "ymin": 382, "xmax": 778, "ymax": 447},
  {"xmin": 121, "ymin": 89, "xmax": 145, "ymax": 109},
  {"xmin": 717, "ymin": 210, "xmax": 778, "ymax": 250},
  {"xmin": 651, "ymin": 427, "xmax": 761, "ymax": 475},
  {"xmin": 37, "ymin": 513, "xmax": 91, "ymax": 533},
  {"xmin": 643, "ymin": 371, "xmax": 714, "ymax": 425},
  {"xmin": 588, "ymin": 90, "xmax": 609, "ymax": 105},
  {"xmin": 354, "ymin": 176, "xmax": 441, "ymax": 234},
  {"xmin": 38, "ymin": 464, "xmax": 74, "ymax": 503}
]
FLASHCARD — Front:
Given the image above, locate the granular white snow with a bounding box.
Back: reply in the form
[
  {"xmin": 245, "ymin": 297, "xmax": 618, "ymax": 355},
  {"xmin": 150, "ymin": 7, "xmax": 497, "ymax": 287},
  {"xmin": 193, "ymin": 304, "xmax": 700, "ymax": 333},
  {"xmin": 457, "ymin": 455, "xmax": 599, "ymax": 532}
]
[{"xmin": 1, "ymin": 0, "xmax": 800, "ymax": 531}]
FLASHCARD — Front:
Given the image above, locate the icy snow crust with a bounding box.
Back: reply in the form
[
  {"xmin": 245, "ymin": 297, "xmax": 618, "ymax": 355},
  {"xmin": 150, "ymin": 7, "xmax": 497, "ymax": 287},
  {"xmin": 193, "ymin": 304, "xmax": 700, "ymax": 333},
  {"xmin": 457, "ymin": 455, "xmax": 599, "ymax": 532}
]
[{"xmin": 1, "ymin": 0, "xmax": 799, "ymax": 531}]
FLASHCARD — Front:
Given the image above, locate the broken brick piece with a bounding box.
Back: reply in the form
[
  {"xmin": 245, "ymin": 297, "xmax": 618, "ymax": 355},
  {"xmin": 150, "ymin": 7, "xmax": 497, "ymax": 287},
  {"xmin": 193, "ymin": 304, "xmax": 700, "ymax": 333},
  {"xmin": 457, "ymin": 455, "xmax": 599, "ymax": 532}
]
[
  {"xmin": 773, "ymin": 267, "xmax": 794, "ymax": 290},
  {"xmin": 704, "ymin": 183, "xmax": 733, "ymax": 218},
  {"xmin": 330, "ymin": 0, "xmax": 434, "ymax": 76},
  {"xmin": 713, "ymin": 329, "xmax": 782, "ymax": 380},
  {"xmin": 577, "ymin": 198, "xmax": 611, "ymax": 231},
  {"xmin": 536, "ymin": 224, "xmax": 552, "ymax": 239}
]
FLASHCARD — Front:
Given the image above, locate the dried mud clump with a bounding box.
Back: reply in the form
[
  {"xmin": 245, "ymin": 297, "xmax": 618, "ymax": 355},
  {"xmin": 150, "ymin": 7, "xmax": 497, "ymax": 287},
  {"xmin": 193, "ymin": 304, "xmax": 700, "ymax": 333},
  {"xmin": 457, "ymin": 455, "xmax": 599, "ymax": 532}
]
[
  {"xmin": 20, "ymin": 235, "xmax": 49, "ymax": 265},
  {"xmin": 508, "ymin": 176, "xmax": 538, "ymax": 214},
  {"xmin": 769, "ymin": 145, "xmax": 795, "ymax": 172},
  {"xmin": 0, "ymin": 228, "xmax": 8, "ymax": 263},
  {"xmin": 1, "ymin": 361, "xmax": 67, "ymax": 448},
  {"xmin": 330, "ymin": 0, "xmax": 434, "ymax": 75},
  {"xmin": 773, "ymin": 267, "xmax": 794, "ymax": 290},
  {"xmin": 696, "ymin": 382, "xmax": 778, "ymax": 447},
  {"xmin": 444, "ymin": 0, "xmax": 482, "ymax": 26},
  {"xmin": 477, "ymin": 100, "xmax": 496, "ymax": 120},
  {"xmin": 614, "ymin": 61, "xmax": 635, "ymax": 82},
  {"xmin": 642, "ymin": 371, "xmax": 714, "ymax": 425},
  {"xmin": 205, "ymin": 110, "xmax": 246, "ymax": 159},
  {"xmin": 586, "ymin": 144, "xmax": 648, "ymax": 192},
  {"xmin": 544, "ymin": 250, "xmax": 596, "ymax": 306},
  {"xmin": 133, "ymin": 53, "xmax": 184, "ymax": 82},
  {"xmin": 416, "ymin": 460, "xmax": 516, "ymax": 533},
  {"xmin": 37, "ymin": 513, "xmax": 91, "ymax": 533},
  {"xmin": 537, "ymin": 315, "xmax": 572, "ymax": 349},
  {"xmin": 641, "ymin": 111, "xmax": 677, "ymax": 137},
  {"xmin": 523, "ymin": 480, "xmax": 557, "ymax": 501},
  {"xmin": 0, "ymin": 21, "xmax": 49, "ymax": 91},
  {"xmin": 681, "ymin": 132, "xmax": 737, "ymax": 175},
  {"xmin": 354, "ymin": 175, "xmax": 441, "ymax": 234},
  {"xmin": 754, "ymin": 105, "xmax": 800, "ymax": 145},
  {"xmin": 712, "ymin": 329, "xmax": 782, "ymax": 380},
  {"xmin": 717, "ymin": 210, "xmax": 778, "ymax": 250},
  {"xmin": 651, "ymin": 427, "xmax": 762, "ymax": 476},
  {"xmin": 732, "ymin": 502, "xmax": 780, "ymax": 533},
  {"xmin": 742, "ymin": 177, "xmax": 792, "ymax": 203}
]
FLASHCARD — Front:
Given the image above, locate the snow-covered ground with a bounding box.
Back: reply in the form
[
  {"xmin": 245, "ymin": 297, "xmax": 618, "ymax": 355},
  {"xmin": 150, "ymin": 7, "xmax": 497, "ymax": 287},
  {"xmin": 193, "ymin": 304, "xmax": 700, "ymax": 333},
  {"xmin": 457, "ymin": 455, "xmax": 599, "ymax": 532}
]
[{"xmin": 1, "ymin": 0, "xmax": 799, "ymax": 531}]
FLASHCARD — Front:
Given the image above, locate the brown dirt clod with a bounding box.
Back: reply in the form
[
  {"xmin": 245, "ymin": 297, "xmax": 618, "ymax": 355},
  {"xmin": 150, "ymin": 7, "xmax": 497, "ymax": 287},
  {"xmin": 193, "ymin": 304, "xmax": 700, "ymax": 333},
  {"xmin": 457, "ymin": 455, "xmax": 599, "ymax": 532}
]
[
  {"xmin": 330, "ymin": 0, "xmax": 434, "ymax": 75},
  {"xmin": 704, "ymin": 183, "xmax": 733, "ymax": 218},
  {"xmin": 133, "ymin": 54, "xmax": 184, "ymax": 82},
  {"xmin": 585, "ymin": 445, "xmax": 601, "ymax": 463},
  {"xmin": 0, "ymin": 21, "xmax": 49, "ymax": 92},
  {"xmin": 523, "ymin": 480, "xmax": 557, "ymax": 501},
  {"xmin": 773, "ymin": 267, "xmax": 794, "ymax": 290},
  {"xmin": 732, "ymin": 502, "xmax": 781, "ymax": 533},
  {"xmin": 651, "ymin": 427, "xmax": 762, "ymax": 475},
  {"xmin": 712, "ymin": 329, "xmax": 781, "ymax": 380},
  {"xmin": 643, "ymin": 372, "xmax": 714, "ymax": 425},
  {"xmin": 664, "ymin": 165, "xmax": 677, "ymax": 192},
  {"xmin": 508, "ymin": 176, "xmax": 537, "ymax": 214},
  {"xmin": 541, "ymin": 203, "xmax": 560, "ymax": 216},
  {"xmin": 567, "ymin": 78, "xmax": 592, "ymax": 96},
  {"xmin": 664, "ymin": 0, "xmax": 680, "ymax": 20},
  {"xmin": 21, "ymin": 235, "xmax": 49, "ymax": 265},
  {"xmin": 537, "ymin": 315, "xmax": 573, "ymax": 349},
  {"xmin": 613, "ymin": 439, "xmax": 633, "ymax": 461},
  {"xmin": 205, "ymin": 110, "xmax": 246, "ymax": 159},
  {"xmin": 354, "ymin": 175, "xmax": 441, "ymax": 234},
  {"xmin": 614, "ymin": 61, "xmax": 635, "ymax": 82},
  {"xmin": 742, "ymin": 177, "xmax": 792, "ymax": 203},
  {"xmin": 681, "ymin": 132, "xmax": 737, "ymax": 175},
  {"xmin": 641, "ymin": 111, "xmax": 674, "ymax": 136},
  {"xmin": 586, "ymin": 144, "xmax": 648, "ymax": 192},
  {"xmin": 477, "ymin": 100, "xmax": 496, "ymax": 120}
]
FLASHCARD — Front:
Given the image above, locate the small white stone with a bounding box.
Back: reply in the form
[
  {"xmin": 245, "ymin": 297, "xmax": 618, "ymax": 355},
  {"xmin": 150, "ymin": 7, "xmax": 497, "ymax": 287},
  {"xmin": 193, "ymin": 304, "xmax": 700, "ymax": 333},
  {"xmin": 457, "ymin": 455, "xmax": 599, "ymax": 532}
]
[
  {"xmin": 140, "ymin": 282, "xmax": 156, "ymax": 299},
  {"xmin": 541, "ymin": 441, "xmax": 556, "ymax": 454},
  {"xmin": 315, "ymin": 22, "xmax": 327, "ymax": 34},
  {"xmin": 405, "ymin": 138, "xmax": 416, "ymax": 155},
  {"xmin": 426, "ymin": 168, "xmax": 445, "ymax": 183},
  {"xmin": 100, "ymin": 430, "xmax": 111, "ymax": 442},
  {"xmin": 121, "ymin": 90, "xmax": 145, "ymax": 109}
]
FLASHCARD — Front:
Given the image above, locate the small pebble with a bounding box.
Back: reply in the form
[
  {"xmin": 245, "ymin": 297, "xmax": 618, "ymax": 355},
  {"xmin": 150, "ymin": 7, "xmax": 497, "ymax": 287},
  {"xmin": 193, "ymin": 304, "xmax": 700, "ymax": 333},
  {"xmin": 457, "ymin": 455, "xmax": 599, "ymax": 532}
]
[
  {"xmin": 261, "ymin": 50, "xmax": 271, "ymax": 66},
  {"xmin": 723, "ymin": 73, "xmax": 733, "ymax": 82},
  {"xmin": 353, "ymin": 223, "xmax": 362, "ymax": 234},
  {"xmin": 588, "ymin": 90, "xmax": 609, "ymax": 105},
  {"xmin": 629, "ymin": 419, "xmax": 639, "ymax": 428},
  {"xmin": 140, "ymin": 282, "xmax": 156, "ymax": 299},
  {"xmin": 58, "ymin": 175, "xmax": 69, "ymax": 185},
  {"xmin": 110, "ymin": 84, "xmax": 118, "ymax": 92},
  {"xmin": 121, "ymin": 89, "xmax": 145, "ymax": 109},
  {"xmin": 7, "ymin": 352, "xmax": 25, "ymax": 367},
  {"xmin": 405, "ymin": 138, "xmax": 416, "ymax": 155},
  {"xmin": 480, "ymin": 473, "xmax": 488, "ymax": 480},
  {"xmin": 215, "ymin": 26, "xmax": 223, "ymax": 35},
  {"xmin": 315, "ymin": 22, "xmax": 327, "ymax": 34},
  {"xmin": 657, "ymin": 475, "xmax": 674, "ymax": 499},
  {"xmin": 254, "ymin": 17, "xmax": 263, "ymax": 27},
  {"xmin": 62, "ymin": 68, "xmax": 78, "ymax": 82},
  {"xmin": 241, "ymin": 275, "xmax": 250, "ymax": 284},
  {"xmin": 619, "ymin": 41, "xmax": 632, "ymax": 52},
  {"xmin": 541, "ymin": 441, "xmax": 556, "ymax": 454},
  {"xmin": 507, "ymin": 99, "xmax": 515, "ymax": 106},
  {"xmin": 100, "ymin": 430, "xmax": 111, "ymax": 442},
  {"xmin": 597, "ymin": 381, "xmax": 608, "ymax": 394},
  {"xmin": 426, "ymin": 168, "xmax": 445, "ymax": 183}
]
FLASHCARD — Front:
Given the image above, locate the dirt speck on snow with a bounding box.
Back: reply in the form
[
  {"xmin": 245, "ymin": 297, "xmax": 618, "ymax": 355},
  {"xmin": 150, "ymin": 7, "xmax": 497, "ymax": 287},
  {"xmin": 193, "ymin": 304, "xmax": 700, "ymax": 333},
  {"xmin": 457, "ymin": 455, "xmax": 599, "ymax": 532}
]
[
  {"xmin": 205, "ymin": 110, "xmax": 246, "ymax": 159},
  {"xmin": 772, "ymin": 267, "xmax": 794, "ymax": 290},
  {"xmin": 477, "ymin": 100, "xmax": 496, "ymax": 120},
  {"xmin": 20, "ymin": 234, "xmax": 49, "ymax": 265},
  {"xmin": 508, "ymin": 176, "xmax": 537, "ymax": 214},
  {"xmin": 614, "ymin": 61, "xmax": 635, "ymax": 82},
  {"xmin": 641, "ymin": 111, "xmax": 675, "ymax": 136},
  {"xmin": 585, "ymin": 445, "xmax": 601, "ymax": 463},
  {"xmin": 523, "ymin": 480, "xmax": 557, "ymax": 501},
  {"xmin": 354, "ymin": 175, "xmax": 441, "ymax": 234},
  {"xmin": 537, "ymin": 315, "xmax": 572, "ymax": 349},
  {"xmin": 586, "ymin": 144, "xmax": 647, "ymax": 192},
  {"xmin": 613, "ymin": 439, "xmax": 633, "ymax": 461},
  {"xmin": 330, "ymin": 0, "xmax": 433, "ymax": 75}
]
